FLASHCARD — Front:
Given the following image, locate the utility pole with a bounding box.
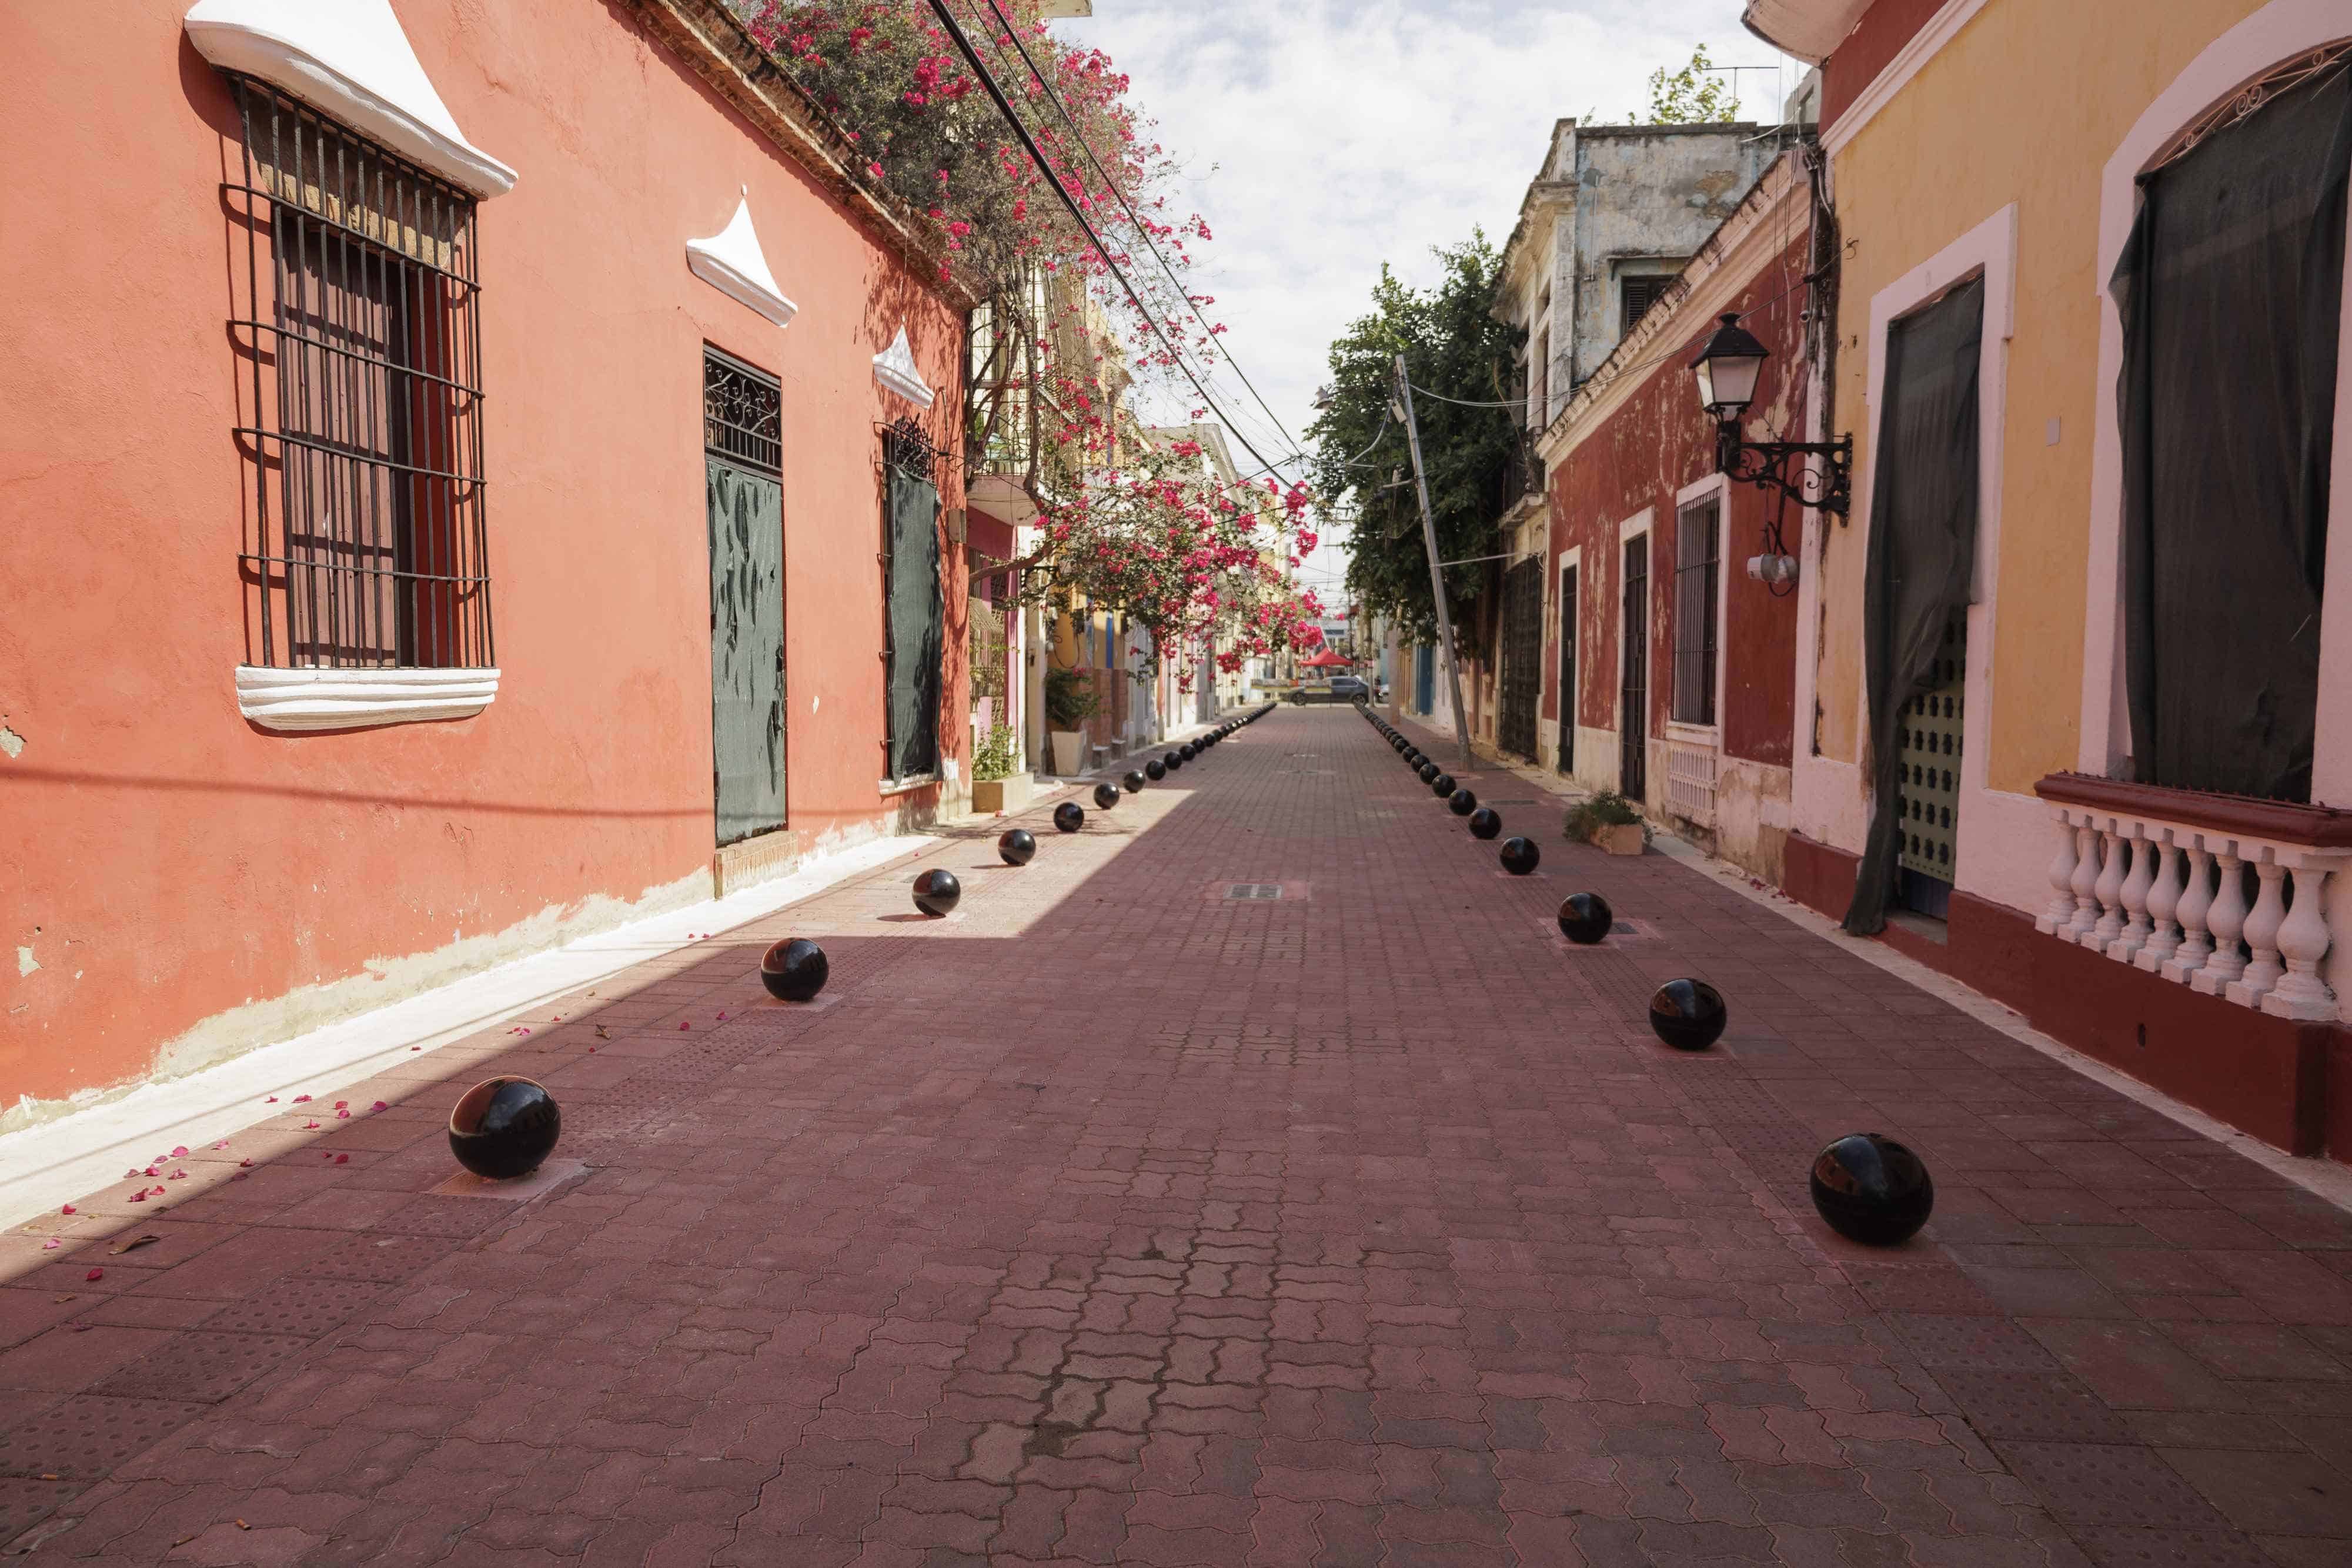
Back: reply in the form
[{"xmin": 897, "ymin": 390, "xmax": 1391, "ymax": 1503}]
[{"xmin": 1394, "ymin": 355, "xmax": 1475, "ymax": 773}]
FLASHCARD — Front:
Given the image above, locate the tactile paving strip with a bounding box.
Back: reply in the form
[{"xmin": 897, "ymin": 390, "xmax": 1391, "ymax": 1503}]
[
  {"xmin": 91, "ymin": 1332, "xmax": 312, "ymax": 1404},
  {"xmin": 296, "ymin": 1231, "xmax": 459, "ymax": 1284},
  {"xmin": 0, "ymin": 1396, "xmax": 202, "ymax": 1479},
  {"xmin": 370, "ymin": 1195, "xmax": 523, "ymax": 1238},
  {"xmin": 197, "ymin": 1276, "xmax": 387, "ymax": 1338},
  {"xmin": 1885, "ymin": 1313, "xmax": 2062, "ymax": 1371},
  {"xmin": 1933, "ymin": 1370, "xmax": 2134, "ymax": 1443},
  {"xmin": 1990, "ymin": 1440, "xmax": 2232, "ymax": 1529},
  {"xmin": 0, "ymin": 1477, "xmax": 79, "ymax": 1541}
]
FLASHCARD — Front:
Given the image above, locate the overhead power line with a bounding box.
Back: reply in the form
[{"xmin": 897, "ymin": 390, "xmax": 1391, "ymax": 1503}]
[
  {"xmin": 924, "ymin": 0, "xmax": 1294, "ymax": 479},
  {"xmin": 973, "ymin": 0, "xmax": 1302, "ymax": 462}
]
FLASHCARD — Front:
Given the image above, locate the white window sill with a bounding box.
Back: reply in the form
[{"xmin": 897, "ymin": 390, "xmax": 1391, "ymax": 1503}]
[
  {"xmin": 237, "ymin": 665, "xmax": 499, "ymax": 733},
  {"xmin": 878, "ymin": 774, "xmax": 939, "ymax": 798},
  {"xmin": 1665, "ymin": 720, "xmax": 1720, "ymax": 745}
]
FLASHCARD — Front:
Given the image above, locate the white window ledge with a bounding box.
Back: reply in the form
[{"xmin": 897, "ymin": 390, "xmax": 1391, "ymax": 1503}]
[
  {"xmin": 878, "ymin": 774, "xmax": 939, "ymax": 797},
  {"xmin": 237, "ymin": 666, "xmax": 499, "ymax": 733},
  {"xmin": 183, "ymin": 0, "xmax": 517, "ymax": 198}
]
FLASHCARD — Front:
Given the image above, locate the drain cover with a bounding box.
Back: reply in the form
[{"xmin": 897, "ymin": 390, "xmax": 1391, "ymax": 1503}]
[{"xmin": 1225, "ymin": 882, "xmax": 1284, "ymax": 901}]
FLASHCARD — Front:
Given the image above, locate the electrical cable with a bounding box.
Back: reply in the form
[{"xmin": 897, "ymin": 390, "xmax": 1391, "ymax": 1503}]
[
  {"xmin": 924, "ymin": 0, "xmax": 1294, "ymax": 479},
  {"xmin": 971, "ymin": 0, "xmax": 1302, "ymax": 460}
]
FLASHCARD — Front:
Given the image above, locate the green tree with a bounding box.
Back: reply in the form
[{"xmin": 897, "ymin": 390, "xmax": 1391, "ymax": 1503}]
[
  {"xmin": 1305, "ymin": 235, "xmax": 1521, "ymax": 656},
  {"xmin": 1637, "ymin": 45, "xmax": 1739, "ymax": 124}
]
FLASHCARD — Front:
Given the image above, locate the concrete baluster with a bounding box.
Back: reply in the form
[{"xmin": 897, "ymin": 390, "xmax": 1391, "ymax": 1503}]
[
  {"xmin": 2039, "ymin": 810, "xmax": 2079, "ymax": 935},
  {"xmin": 2229, "ymin": 854, "xmax": 2288, "ymax": 1006},
  {"xmin": 2136, "ymin": 831, "xmax": 2183, "ymax": 973},
  {"xmin": 2193, "ymin": 847, "xmax": 2250, "ymax": 994},
  {"xmin": 2111, "ymin": 825, "xmax": 2155, "ymax": 961},
  {"xmin": 2164, "ymin": 841, "xmax": 2217, "ymax": 985},
  {"xmin": 2265, "ymin": 862, "xmax": 2338, "ymax": 1021},
  {"xmin": 2091, "ymin": 824, "xmax": 2128, "ymax": 947}
]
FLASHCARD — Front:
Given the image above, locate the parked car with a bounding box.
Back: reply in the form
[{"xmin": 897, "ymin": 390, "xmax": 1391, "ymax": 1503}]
[{"xmin": 1291, "ymin": 675, "xmax": 1372, "ymax": 705}]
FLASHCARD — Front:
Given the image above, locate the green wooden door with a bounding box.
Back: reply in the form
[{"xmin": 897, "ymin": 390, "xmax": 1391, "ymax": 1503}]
[{"xmin": 708, "ymin": 456, "xmax": 785, "ymax": 845}]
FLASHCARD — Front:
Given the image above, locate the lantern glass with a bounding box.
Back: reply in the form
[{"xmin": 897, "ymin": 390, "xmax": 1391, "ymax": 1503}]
[{"xmin": 1690, "ymin": 313, "xmax": 1768, "ymax": 418}]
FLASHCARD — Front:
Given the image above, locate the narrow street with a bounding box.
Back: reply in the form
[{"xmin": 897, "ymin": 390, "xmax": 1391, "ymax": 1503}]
[{"xmin": 4, "ymin": 708, "xmax": 2349, "ymax": 1565}]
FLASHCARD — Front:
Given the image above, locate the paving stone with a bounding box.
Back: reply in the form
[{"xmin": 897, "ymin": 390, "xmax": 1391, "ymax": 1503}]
[{"xmin": 8, "ymin": 710, "xmax": 2352, "ymax": 1564}]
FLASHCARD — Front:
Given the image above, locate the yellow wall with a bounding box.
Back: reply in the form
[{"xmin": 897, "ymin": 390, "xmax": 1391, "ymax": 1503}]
[{"xmin": 1815, "ymin": 0, "xmax": 2270, "ymax": 791}]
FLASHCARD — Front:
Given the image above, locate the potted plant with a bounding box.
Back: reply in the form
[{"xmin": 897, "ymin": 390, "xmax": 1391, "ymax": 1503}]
[
  {"xmin": 1044, "ymin": 666, "xmax": 1098, "ymax": 777},
  {"xmin": 969, "ymin": 724, "xmax": 1029, "ymax": 814},
  {"xmin": 1565, "ymin": 790, "xmax": 1649, "ymax": 857}
]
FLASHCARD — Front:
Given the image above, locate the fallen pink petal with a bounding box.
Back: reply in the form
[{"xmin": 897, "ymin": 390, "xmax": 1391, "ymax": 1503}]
[
  {"xmin": 372, "ymin": 1101, "xmax": 387, "ymax": 1111},
  {"xmin": 334, "ymin": 1154, "xmax": 349, "ymax": 1164},
  {"xmin": 304, "ymin": 1120, "xmax": 320, "ymax": 1129},
  {"xmin": 60, "ymin": 1204, "xmax": 75, "ymax": 1215},
  {"xmin": 42, "ymin": 1239, "xmax": 59, "ymax": 1251},
  {"xmin": 171, "ymin": 1145, "xmax": 188, "ymax": 1156},
  {"xmin": 85, "ymin": 1270, "xmax": 102, "ymax": 1282},
  {"xmin": 293, "ymin": 1095, "xmax": 311, "ymax": 1102}
]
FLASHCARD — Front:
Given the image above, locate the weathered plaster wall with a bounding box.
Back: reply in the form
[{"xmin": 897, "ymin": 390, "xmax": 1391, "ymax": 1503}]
[
  {"xmin": 1567, "ymin": 128, "xmax": 1778, "ymax": 385},
  {"xmin": 0, "ymin": 0, "xmax": 967, "ymax": 1116},
  {"xmin": 1810, "ymin": 0, "xmax": 2272, "ymax": 793}
]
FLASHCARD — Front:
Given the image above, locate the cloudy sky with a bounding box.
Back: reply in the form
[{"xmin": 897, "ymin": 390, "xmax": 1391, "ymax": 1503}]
[{"xmin": 1057, "ymin": 0, "xmax": 1799, "ymax": 608}]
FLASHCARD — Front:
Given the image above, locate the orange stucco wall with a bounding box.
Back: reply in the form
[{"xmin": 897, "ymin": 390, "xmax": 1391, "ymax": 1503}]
[{"xmin": 0, "ymin": 0, "xmax": 967, "ymax": 1111}]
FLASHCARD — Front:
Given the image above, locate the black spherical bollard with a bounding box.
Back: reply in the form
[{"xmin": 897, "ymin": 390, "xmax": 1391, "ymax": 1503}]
[
  {"xmin": 1810, "ymin": 1134, "xmax": 1936, "ymax": 1245},
  {"xmin": 1431, "ymin": 773, "xmax": 1455, "ymax": 797},
  {"xmin": 1181, "ymin": 744, "xmax": 1198, "ymax": 761},
  {"xmin": 913, "ymin": 868, "xmax": 963, "ymax": 917},
  {"xmin": 761, "ymin": 937, "xmax": 831, "ymax": 1001},
  {"xmin": 1123, "ymin": 771, "xmax": 1147, "ymax": 794},
  {"xmin": 1468, "ymin": 807, "xmax": 1503, "ymax": 840},
  {"xmin": 1165, "ymin": 751, "xmax": 1184, "ymax": 772},
  {"xmin": 1054, "ymin": 801, "xmax": 1085, "ymax": 833},
  {"xmin": 449, "ymin": 1076, "xmax": 561, "ymax": 1181},
  {"xmin": 1448, "ymin": 788, "xmax": 1477, "ymax": 817},
  {"xmin": 1145, "ymin": 759, "xmax": 1167, "ymax": 781},
  {"xmin": 1418, "ymin": 763, "xmax": 1440, "ymax": 785},
  {"xmin": 1093, "ymin": 782, "xmax": 1121, "ymax": 810},
  {"xmin": 1499, "ymin": 837, "xmax": 1541, "ymax": 875},
  {"xmin": 1648, "ymin": 978, "xmax": 1727, "ymax": 1051},
  {"xmin": 1556, "ymin": 891, "xmax": 1614, "ymax": 945},
  {"xmin": 998, "ymin": 829, "xmax": 1037, "ymax": 867}
]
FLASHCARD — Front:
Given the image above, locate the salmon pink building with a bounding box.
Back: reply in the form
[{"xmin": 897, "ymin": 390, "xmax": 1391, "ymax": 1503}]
[{"xmin": 1, "ymin": 0, "xmax": 971, "ymax": 1122}]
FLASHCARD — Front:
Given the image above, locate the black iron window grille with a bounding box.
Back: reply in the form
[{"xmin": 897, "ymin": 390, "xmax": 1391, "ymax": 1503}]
[
  {"xmin": 1672, "ymin": 499, "xmax": 1720, "ymax": 727},
  {"xmin": 225, "ymin": 76, "xmax": 491, "ymax": 671},
  {"xmin": 882, "ymin": 416, "xmax": 940, "ymax": 482},
  {"xmin": 705, "ymin": 348, "xmax": 783, "ymax": 474}
]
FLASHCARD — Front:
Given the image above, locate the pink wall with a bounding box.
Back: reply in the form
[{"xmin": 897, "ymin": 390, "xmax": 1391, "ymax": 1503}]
[{"xmin": 0, "ymin": 0, "xmax": 967, "ymax": 1109}]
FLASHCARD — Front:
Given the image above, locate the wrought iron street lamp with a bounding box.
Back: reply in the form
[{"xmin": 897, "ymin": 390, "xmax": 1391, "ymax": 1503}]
[{"xmin": 1690, "ymin": 313, "xmax": 1852, "ymax": 520}]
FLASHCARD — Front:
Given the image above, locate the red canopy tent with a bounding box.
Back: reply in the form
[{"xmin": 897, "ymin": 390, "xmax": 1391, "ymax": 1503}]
[{"xmin": 1299, "ymin": 648, "xmax": 1353, "ymax": 669}]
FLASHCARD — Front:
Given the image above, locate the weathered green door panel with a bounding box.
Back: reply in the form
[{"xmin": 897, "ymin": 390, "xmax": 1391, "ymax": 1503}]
[{"xmin": 709, "ymin": 457, "xmax": 786, "ymax": 846}]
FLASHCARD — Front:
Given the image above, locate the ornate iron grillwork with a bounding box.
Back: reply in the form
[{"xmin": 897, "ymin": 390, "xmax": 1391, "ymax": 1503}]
[
  {"xmin": 883, "ymin": 416, "xmax": 940, "ymax": 481},
  {"xmin": 1498, "ymin": 556, "xmax": 1543, "ymax": 760},
  {"xmin": 2154, "ymin": 42, "xmax": 2352, "ymax": 171},
  {"xmin": 1897, "ymin": 608, "xmax": 1966, "ymax": 917},
  {"xmin": 704, "ymin": 347, "xmax": 781, "ymax": 474},
  {"xmin": 225, "ymin": 75, "xmax": 491, "ymax": 671}
]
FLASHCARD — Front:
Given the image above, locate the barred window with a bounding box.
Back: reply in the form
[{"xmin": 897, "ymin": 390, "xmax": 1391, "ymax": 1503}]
[
  {"xmin": 228, "ymin": 77, "xmax": 492, "ymax": 671},
  {"xmin": 1671, "ymin": 497, "xmax": 1720, "ymax": 727}
]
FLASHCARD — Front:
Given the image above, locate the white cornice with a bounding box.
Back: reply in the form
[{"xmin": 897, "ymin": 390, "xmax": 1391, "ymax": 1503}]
[
  {"xmin": 1538, "ymin": 150, "xmax": 1809, "ymax": 465},
  {"xmin": 183, "ymin": 0, "xmax": 517, "ymax": 198},
  {"xmin": 687, "ymin": 191, "xmax": 798, "ymax": 328},
  {"xmin": 1822, "ymin": 0, "xmax": 1993, "ymax": 156},
  {"xmin": 237, "ymin": 666, "xmax": 499, "ymax": 733},
  {"xmin": 873, "ymin": 325, "xmax": 936, "ymax": 408}
]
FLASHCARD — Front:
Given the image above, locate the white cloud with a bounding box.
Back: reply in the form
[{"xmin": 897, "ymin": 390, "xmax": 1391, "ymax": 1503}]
[{"xmin": 1059, "ymin": 1, "xmax": 1798, "ymax": 605}]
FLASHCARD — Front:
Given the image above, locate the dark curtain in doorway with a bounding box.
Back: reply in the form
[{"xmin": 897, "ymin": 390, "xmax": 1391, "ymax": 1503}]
[
  {"xmin": 1845, "ymin": 276, "xmax": 1984, "ymax": 935},
  {"xmin": 2111, "ymin": 65, "xmax": 2352, "ymax": 803}
]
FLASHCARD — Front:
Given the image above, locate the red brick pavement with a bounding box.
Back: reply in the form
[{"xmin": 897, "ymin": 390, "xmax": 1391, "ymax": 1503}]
[{"xmin": 6, "ymin": 707, "xmax": 2352, "ymax": 1566}]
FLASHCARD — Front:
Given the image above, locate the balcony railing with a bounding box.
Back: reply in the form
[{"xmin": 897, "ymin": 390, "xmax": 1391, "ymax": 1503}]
[{"xmin": 2032, "ymin": 773, "xmax": 2352, "ymax": 1022}]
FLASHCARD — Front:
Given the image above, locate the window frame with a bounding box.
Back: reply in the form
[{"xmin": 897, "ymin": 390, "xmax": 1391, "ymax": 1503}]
[{"xmin": 1668, "ymin": 480, "xmax": 1727, "ymax": 734}]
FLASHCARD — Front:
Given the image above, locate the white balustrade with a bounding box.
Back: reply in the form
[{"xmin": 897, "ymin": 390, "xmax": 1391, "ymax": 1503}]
[
  {"xmin": 2110, "ymin": 827, "xmax": 2155, "ymax": 961},
  {"xmin": 2040, "ymin": 800, "xmax": 2346, "ymax": 1025},
  {"xmin": 2090, "ymin": 824, "xmax": 2129, "ymax": 948}
]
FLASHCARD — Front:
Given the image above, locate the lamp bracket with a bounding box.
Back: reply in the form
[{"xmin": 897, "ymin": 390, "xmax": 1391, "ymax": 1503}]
[{"xmin": 1715, "ymin": 422, "xmax": 1852, "ymax": 519}]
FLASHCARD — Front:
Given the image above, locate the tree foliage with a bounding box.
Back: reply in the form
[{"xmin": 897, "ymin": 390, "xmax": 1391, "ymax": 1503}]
[
  {"xmin": 1305, "ymin": 235, "xmax": 1521, "ymax": 656},
  {"xmin": 1638, "ymin": 45, "xmax": 1741, "ymax": 124}
]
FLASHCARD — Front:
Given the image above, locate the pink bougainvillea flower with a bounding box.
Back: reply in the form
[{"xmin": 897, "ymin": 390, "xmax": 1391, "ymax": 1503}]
[
  {"xmin": 171, "ymin": 1146, "xmax": 188, "ymax": 1158},
  {"xmin": 60, "ymin": 1205, "xmax": 74, "ymax": 1215},
  {"xmin": 265, "ymin": 1096, "xmax": 277, "ymax": 1104},
  {"xmin": 334, "ymin": 1154, "xmax": 349, "ymax": 1165},
  {"xmin": 86, "ymin": 1269, "xmax": 102, "ymax": 1282},
  {"xmin": 127, "ymin": 1192, "xmax": 146, "ymax": 1203},
  {"xmin": 141, "ymin": 1167, "xmax": 158, "ymax": 1178},
  {"xmin": 152, "ymin": 1186, "xmax": 165, "ymax": 1196},
  {"xmin": 304, "ymin": 1121, "xmax": 320, "ymax": 1130},
  {"xmin": 716, "ymin": 1012, "xmax": 729, "ymax": 1022},
  {"xmin": 213, "ymin": 1141, "xmax": 228, "ymax": 1149},
  {"xmin": 169, "ymin": 1171, "xmax": 186, "ymax": 1181},
  {"xmin": 679, "ymin": 1022, "xmax": 690, "ymax": 1031},
  {"xmin": 238, "ymin": 1159, "xmax": 252, "ymax": 1168},
  {"xmin": 372, "ymin": 1101, "xmax": 387, "ymax": 1112},
  {"xmin": 123, "ymin": 1168, "xmax": 141, "ymax": 1179},
  {"xmin": 42, "ymin": 1238, "xmax": 59, "ymax": 1250},
  {"xmin": 333, "ymin": 1101, "xmax": 346, "ymax": 1110},
  {"xmin": 292, "ymin": 1095, "xmax": 311, "ymax": 1104}
]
